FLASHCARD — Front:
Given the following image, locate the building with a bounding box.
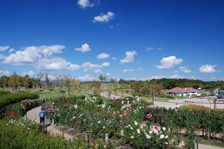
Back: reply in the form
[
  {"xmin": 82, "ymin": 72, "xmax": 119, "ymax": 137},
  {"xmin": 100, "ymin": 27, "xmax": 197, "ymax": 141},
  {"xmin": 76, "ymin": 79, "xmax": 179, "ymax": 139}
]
[
  {"xmin": 166, "ymin": 87, "xmax": 201, "ymax": 97},
  {"xmin": 217, "ymin": 90, "xmax": 224, "ymax": 99}
]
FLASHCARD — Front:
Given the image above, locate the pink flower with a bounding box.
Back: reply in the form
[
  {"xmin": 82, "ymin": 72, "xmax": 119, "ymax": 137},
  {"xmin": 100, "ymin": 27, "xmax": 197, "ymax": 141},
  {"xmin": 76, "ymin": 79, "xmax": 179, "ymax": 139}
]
[
  {"xmin": 154, "ymin": 126, "xmax": 157, "ymax": 130},
  {"xmin": 147, "ymin": 113, "xmax": 152, "ymax": 119}
]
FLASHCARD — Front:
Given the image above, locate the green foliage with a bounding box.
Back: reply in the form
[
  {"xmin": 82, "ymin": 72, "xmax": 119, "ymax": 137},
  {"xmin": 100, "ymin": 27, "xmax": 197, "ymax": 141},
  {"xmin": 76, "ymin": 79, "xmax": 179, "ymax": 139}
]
[
  {"xmin": 0, "ymin": 120, "xmax": 69, "ymax": 149},
  {"xmin": 0, "ymin": 93, "xmax": 39, "ymax": 110},
  {"xmin": 0, "ymin": 90, "xmax": 11, "ymax": 95},
  {"xmin": 60, "ymin": 89, "xmax": 65, "ymax": 93},
  {"xmin": 77, "ymin": 99, "xmax": 85, "ymax": 107},
  {"xmin": 96, "ymin": 97, "xmax": 104, "ymax": 105}
]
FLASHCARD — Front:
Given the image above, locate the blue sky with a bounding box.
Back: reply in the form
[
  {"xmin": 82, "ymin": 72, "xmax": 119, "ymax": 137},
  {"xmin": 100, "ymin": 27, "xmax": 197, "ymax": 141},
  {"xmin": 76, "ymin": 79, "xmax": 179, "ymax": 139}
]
[{"xmin": 0, "ymin": 0, "xmax": 224, "ymax": 81}]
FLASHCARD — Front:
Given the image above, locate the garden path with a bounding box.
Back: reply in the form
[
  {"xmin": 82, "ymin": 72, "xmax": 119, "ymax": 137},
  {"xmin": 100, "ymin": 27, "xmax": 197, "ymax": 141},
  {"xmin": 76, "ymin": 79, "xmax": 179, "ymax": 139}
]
[{"xmin": 25, "ymin": 106, "xmax": 74, "ymax": 140}]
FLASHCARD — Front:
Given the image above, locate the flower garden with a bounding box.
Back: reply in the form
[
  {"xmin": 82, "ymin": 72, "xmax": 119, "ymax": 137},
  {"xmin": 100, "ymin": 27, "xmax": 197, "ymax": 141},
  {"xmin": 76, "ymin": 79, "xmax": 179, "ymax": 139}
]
[{"xmin": 1, "ymin": 94, "xmax": 224, "ymax": 148}]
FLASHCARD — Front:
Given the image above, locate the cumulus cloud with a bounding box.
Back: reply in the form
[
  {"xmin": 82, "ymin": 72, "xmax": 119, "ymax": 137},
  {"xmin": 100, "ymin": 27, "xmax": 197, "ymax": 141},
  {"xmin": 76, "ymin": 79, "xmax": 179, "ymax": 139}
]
[
  {"xmin": 75, "ymin": 43, "xmax": 91, "ymax": 52},
  {"xmin": 112, "ymin": 57, "xmax": 117, "ymax": 60},
  {"xmin": 0, "ymin": 70, "xmax": 10, "ymax": 76},
  {"xmin": 41, "ymin": 45, "xmax": 65, "ymax": 57},
  {"xmin": 106, "ymin": 73, "xmax": 110, "ymax": 76},
  {"xmin": 156, "ymin": 56, "xmax": 183, "ymax": 69},
  {"xmin": 146, "ymin": 47, "xmax": 154, "ymax": 51},
  {"xmin": 119, "ymin": 50, "xmax": 137, "ymax": 64},
  {"xmin": 93, "ymin": 12, "xmax": 115, "ymax": 23},
  {"xmin": 0, "ymin": 46, "xmax": 9, "ymax": 52},
  {"xmin": 0, "ymin": 54, "xmax": 5, "ymax": 59},
  {"xmin": 122, "ymin": 69, "xmax": 134, "ymax": 72},
  {"xmin": 35, "ymin": 57, "xmax": 70, "ymax": 71},
  {"xmin": 22, "ymin": 70, "xmax": 36, "ymax": 76},
  {"xmin": 78, "ymin": 0, "xmax": 94, "ymax": 8},
  {"xmin": 3, "ymin": 45, "xmax": 66, "ymax": 65},
  {"xmin": 82, "ymin": 62, "xmax": 110, "ymax": 73},
  {"xmin": 67, "ymin": 64, "xmax": 81, "ymax": 71},
  {"xmin": 8, "ymin": 48, "xmax": 15, "ymax": 53},
  {"xmin": 179, "ymin": 66, "xmax": 191, "ymax": 73},
  {"xmin": 139, "ymin": 75, "xmax": 184, "ymax": 80},
  {"xmin": 199, "ymin": 65, "xmax": 216, "ymax": 73},
  {"xmin": 97, "ymin": 53, "xmax": 109, "ymax": 59},
  {"xmin": 77, "ymin": 74, "xmax": 97, "ymax": 81}
]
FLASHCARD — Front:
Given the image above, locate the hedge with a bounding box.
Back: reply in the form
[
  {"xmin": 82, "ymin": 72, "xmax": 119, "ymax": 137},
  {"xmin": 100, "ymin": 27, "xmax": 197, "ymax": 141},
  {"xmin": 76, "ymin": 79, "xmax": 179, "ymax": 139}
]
[{"xmin": 0, "ymin": 93, "xmax": 39, "ymax": 110}]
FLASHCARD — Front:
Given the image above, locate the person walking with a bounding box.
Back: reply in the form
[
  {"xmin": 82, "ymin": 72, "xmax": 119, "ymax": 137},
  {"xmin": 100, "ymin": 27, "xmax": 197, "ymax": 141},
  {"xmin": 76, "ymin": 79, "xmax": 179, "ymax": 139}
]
[{"xmin": 39, "ymin": 107, "xmax": 46, "ymax": 125}]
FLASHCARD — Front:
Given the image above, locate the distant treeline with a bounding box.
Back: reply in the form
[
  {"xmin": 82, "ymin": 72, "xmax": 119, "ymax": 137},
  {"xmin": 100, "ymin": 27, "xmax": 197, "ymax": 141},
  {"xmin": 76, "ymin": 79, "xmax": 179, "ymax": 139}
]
[{"xmin": 119, "ymin": 78, "xmax": 224, "ymax": 90}]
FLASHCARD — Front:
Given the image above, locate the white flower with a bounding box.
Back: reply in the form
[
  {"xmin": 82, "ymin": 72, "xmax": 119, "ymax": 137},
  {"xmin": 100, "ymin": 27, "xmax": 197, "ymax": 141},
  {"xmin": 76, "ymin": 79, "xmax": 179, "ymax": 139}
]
[
  {"xmin": 131, "ymin": 136, "xmax": 134, "ymax": 138},
  {"xmin": 165, "ymin": 135, "xmax": 168, "ymax": 139},
  {"xmin": 130, "ymin": 127, "xmax": 133, "ymax": 130},
  {"xmin": 134, "ymin": 121, "xmax": 138, "ymax": 125},
  {"xmin": 146, "ymin": 134, "xmax": 151, "ymax": 139},
  {"xmin": 149, "ymin": 131, "xmax": 152, "ymax": 134},
  {"xmin": 162, "ymin": 127, "xmax": 166, "ymax": 131},
  {"xmin": 137, "ymin": 129, "xmax": 140, "ymax": 134},
  {"xmin": 154, "ymin": 129, "xmax": 158, "ymax": 135},
  {"xmin": 160, "ymin": 134, "xmax": 165, "ymax": 139}
]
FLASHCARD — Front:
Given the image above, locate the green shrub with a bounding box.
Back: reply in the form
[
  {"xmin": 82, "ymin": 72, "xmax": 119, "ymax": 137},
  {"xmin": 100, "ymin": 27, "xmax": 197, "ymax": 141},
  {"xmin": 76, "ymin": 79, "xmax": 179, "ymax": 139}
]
[
  {"xmin": 60, "ymin": 90, "xmax": 65, "ymax": 93},
  {"xmin": 96, "ymin": 97, "xmax": 104, "ymax": 105},
  {"xmin": 0, "ymin": 93, "xmax": 39, "ymax": 110},
  {"xmin": 0, "ymin": 90, "xmax": 11, "ymax": 95},
  {"xmin": 77, "ymin": 99, "xmax": 85, "ymax": 107}
]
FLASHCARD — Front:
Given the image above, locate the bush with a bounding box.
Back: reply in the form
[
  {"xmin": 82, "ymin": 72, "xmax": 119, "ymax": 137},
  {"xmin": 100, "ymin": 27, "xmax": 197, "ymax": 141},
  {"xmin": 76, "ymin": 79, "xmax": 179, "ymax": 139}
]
[
  {"xmin": 0, "ymin": 93, "xmax": 39, "ymax": 110},
  {"xmin": 96, "ymin": 97, "xmax": 104, "ymax": 105},
  {"xmin": 0, "ymin": 90, "xmax": 11, "ymax": 95},
  {"xmin": 60, "ymin": 90, "xmax": 65, "ymax": 93},
  {"xmin": 77, "ymin": 99, "xmax": 85, "ymax": 107}
]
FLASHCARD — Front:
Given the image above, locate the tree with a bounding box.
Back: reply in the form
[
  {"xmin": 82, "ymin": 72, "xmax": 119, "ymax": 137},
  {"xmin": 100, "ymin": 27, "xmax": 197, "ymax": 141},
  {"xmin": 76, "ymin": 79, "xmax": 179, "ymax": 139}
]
[
  {"xmin": 23, "ymin": 75, "xmax": 30, "ymax": 90},
  {"xmin": 110, "ymin": 77, "xmax": 118, "ymax": 90},
  {"xmin": 8, "ymin": 71, "xmax": 21, "ymax": 92},
  {"xmin": 155, "ymin": 83, "xmax": 163, "ymax": 99},
  {"xmin": 45, "ymin": 73, "xmax": 50, "ymax": 90},
  {"xmin": 0, "ymin": 75, "xmax": 9, "ymax": 89},
  {"xmin": 64, "ymin": 75, "xmax": 72, "ymax": 97}
]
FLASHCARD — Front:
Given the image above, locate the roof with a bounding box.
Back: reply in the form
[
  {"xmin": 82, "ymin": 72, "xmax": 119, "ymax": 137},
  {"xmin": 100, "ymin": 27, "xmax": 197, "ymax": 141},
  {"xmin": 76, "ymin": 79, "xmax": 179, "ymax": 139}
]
[{"xmin": 166, "ymin": 87, "xmax": 200, "ymax": 93}]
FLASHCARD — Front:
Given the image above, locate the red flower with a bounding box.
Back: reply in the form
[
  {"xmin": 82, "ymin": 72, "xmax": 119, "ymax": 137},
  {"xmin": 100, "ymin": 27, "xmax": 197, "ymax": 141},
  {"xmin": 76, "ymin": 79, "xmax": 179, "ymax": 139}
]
[{"xmin": 179, "ymin": 117, "xmax": 182, "ymax": 121}]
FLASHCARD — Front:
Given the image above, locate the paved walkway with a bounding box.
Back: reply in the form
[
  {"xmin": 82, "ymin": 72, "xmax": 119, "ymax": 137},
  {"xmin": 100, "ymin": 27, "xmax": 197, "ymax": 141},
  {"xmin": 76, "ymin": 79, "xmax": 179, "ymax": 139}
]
[{"xmin": 25, "ymin": 106, "xmax": 74, "ymax": 140}]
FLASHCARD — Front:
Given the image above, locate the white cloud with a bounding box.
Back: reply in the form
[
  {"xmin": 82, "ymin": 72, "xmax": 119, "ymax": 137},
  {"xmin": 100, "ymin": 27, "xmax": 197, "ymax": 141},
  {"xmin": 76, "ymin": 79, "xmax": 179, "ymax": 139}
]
[
  {"xmin": 35, "ymin": 57, "xmax": 70, "ymax": 71},
  {"xmin": 122, "ymin": 69, "xmax": 134, "ymax": 72},
  {"xmin": 179, "ymin": 66, "xmax": 191, "ymax": 73},
  {"xmin": 137, "ymin": 60, "xmax": 140, "ymax": 64},
  {"xmin": 173, "ymin": 71, "xmax": 179, "ymax": 73},
  {"xmin": 0, "ymin": 46, "xmax": 9, "ymax": 52},
  {"xmin": 93, "ymin": 12, "xmax": 115, "ymax": 23},
  {"xmin": 41, "ymin": 45, "xmax": 65, "ymax": 57},
  {"xmin": 3, "ymin": 49, "xmax": 40, "ymax": 65},
  {"xmin": 156, "ymin": 56, "xmax": 183, "ymax": 69},
  {"xmin": 157, "ymin": 48, "xmax": 161, "ymax": 50},
  {"xmin": 199, "ymin": 65, "xmax": 216, "ymax": 73},
  {"xmin": 146, "ymin": 47, "xmax": 154, "ymax": 51},
  {"xmin": 82, "ymin": 62, "xmax": 110, "ymax": 73},
  {"xmin": 8, "ymin": 48, "xmax": 15, "ymax": 53},
  {"xmin": 97, "ymin": 53, "xmax": 109, "ymax": 59},
  {"xmin": 106, "ymin": 73, "xmax": 110, "ymax": 76},
  {"xmin": 0, "ymin": 70, "xmax": 10, "ymax": 76},
  {"xmin": 218, "ymin": 70, "xmax": 222, "ymax": 73},
  {"xmin": 67, "ymin": 64, "xmax": 81, "ymax": 71},
  {"xmin": 78, "ymin": 0, "xmax": 94, "ymax": 8},
  {"xmin": 139, "ymin": 75, "xmax": 184, "ymax": 80},
  {"xmin": 3, "ymin": 45, "xmax": 66, "ymax": 65},
  {"xmin": 0, "ymin": 54, "xmax": 5, "ymax": 59},
  {"xmin": 75, "ymin": 43, "xmax": 91, "ymax": 52},
  {"xmin": 112, "ymin": 57, "xmax": 117, "ymax": 60},
  {"xmin": 189, "ymin": 76, "xmax": 197, "ymax": 79},
  {"xmin": 119, "ymin": 50, "xmax": 137, "ymax": 64},
  {"xmin": 77, "ymin": 74, "xmax": 97, "ymax": 81},
  {"xmin": 211, "ymin": 75, "xmax": 217, "ymax": 80},
  {"xmin": 138, "ymin": 68, "xmax": 143, "ymax": 70},
  {"xmin": 110, "ymin": 26, "xmax": 114, "ymax": 28},
  {"xmin": 22, "ymin": 70, "xmax": 36, "ymax": 76}
]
